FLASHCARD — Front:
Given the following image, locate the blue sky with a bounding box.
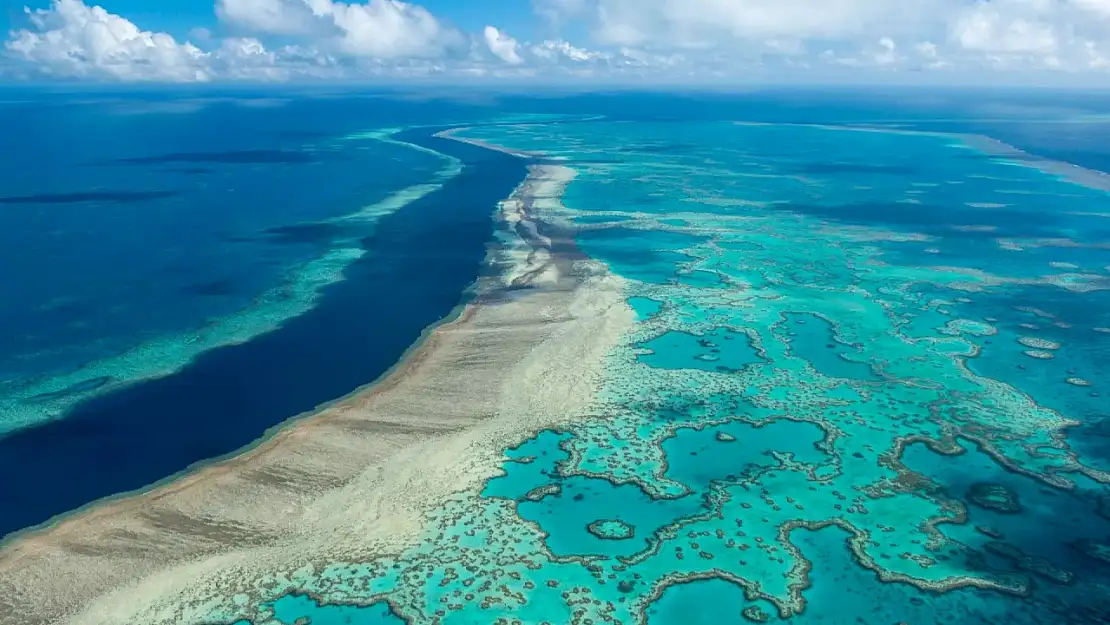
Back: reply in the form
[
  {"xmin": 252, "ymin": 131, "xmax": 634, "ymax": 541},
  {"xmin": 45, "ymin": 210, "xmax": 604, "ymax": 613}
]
[{"xmin": 4, "ymin": 0, "xmax": 1110, "ymax": 84}]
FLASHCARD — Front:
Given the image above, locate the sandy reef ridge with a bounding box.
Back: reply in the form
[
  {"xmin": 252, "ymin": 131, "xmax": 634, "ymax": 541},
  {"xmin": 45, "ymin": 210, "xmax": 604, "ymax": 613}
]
[{"xmin": 0, "ymin": 153, "xmax": 633, "ymax": 625}]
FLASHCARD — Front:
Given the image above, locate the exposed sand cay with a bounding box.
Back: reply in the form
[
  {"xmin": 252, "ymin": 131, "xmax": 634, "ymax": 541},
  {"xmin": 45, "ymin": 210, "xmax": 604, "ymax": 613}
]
[{"xmin": 0, "ymin": 155, "xmax": 635, "ymax": 625}]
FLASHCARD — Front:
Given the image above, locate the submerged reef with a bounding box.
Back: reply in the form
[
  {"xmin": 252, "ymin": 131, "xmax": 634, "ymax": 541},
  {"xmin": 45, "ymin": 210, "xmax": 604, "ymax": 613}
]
[
  {"xmin": 966, "ymin": 483, "xmax": 1023, "ymax": 514},
  {"xmin": 587, "ymin": 519, "xmax": 637, "ymax": 541}
]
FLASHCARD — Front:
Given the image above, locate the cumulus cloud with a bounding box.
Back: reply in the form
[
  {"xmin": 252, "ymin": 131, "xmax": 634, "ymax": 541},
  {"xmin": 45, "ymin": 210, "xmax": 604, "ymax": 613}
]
[
  {"xmin": 211, "ymin": 37, "xmax": 341, "ymax": 80},
  {"xmin": 483, "ymin": 26, "xmax": 523, "ymax": 64},
  {"xmin": 590, "ymin": 0, "xmax": 938, "ymax": 47},
  {"xmin": 531, "ymin": 39, "xmax": 609, "ymax": 63},
  {"xmin": 216, "ymin": 0, "xmax": 322, "ymax": 35},
  {"xmin": 6, "ymin": 0, "xmax": 1110, "ymax": 82},
  {"xmin": 945, "ymin": 0, "xmax": 1110, "ymax": 70},
  {"xmin": 1074, "ymin": 0, "xmax": 1110, "ymax": 17},
  {"xmin": 215, "ymin": 0, "xmax": 462, "ymax": 58},
  {"xmin": 5, "ymin": 0, "xmax": 210, "ymax": 81},
  {"xmin": 555, "ymin": 0, "xmax": 1110, "ymax": 72},
  {"xmin": 950, "ymin": 4, "xmax": 1058, "ymax": 57},
  {"xmin": 3, "ymin": 0, "xmax": 346, "ymax": 82}
]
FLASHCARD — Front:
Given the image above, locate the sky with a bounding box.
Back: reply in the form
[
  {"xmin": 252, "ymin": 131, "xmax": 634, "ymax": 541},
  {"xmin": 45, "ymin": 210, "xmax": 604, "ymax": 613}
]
[{"xmin": 2, "ymin": 0, "xmax": 1110, "ymax": 85}]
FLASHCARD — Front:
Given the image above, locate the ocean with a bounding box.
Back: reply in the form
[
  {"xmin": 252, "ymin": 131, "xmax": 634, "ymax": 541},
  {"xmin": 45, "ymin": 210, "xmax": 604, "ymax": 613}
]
[
  {"xmin": 2, "ymin": 88, "xmax": 1109, "ymax": 625},
  {"xmin": 0, "ymin": 92, "xmax": 529, "ymax": 536}
]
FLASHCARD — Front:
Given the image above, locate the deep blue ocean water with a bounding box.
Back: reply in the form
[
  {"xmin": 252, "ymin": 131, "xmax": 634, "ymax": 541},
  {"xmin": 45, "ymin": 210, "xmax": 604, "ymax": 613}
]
[{"xmin": 0, "ymin": 95, "xmax": 442, "ymax": 387}]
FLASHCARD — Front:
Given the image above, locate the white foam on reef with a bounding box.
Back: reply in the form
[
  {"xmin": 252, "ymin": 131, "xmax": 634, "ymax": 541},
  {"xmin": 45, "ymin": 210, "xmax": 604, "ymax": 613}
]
[
  {"xmin": 0, "ymin": 131, "xmax": 462, "ymax": 436},
  {"xmin": 493, "ymin": 165, "xmax": 576, "ymax": 287},
  {"xmin": 0, "ymin": 143, "xmax": 637, "ymax": 625}
]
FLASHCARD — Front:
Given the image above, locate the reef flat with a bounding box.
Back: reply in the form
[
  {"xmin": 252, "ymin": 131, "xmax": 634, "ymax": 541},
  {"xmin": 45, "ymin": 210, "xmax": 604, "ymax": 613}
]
[{"xmin": 3, "ymin": 117, "xmax": 1110, "ymax": 625}]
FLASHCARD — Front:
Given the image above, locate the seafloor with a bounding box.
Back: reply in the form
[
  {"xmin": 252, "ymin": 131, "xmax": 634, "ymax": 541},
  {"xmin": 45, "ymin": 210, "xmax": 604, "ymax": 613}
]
[{"xmin": 4, "ymin": 117, "xmax": 1110, "ymax": 625}]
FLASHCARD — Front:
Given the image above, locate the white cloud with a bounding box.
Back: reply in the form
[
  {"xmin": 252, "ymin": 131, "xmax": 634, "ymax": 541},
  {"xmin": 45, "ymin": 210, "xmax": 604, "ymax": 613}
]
[
  {"xmin": 216, "ymin": 0, "xmax": 322, "ymax": 35},
  {"xmin": 536, "ymin": 0, "xmax": 1110, "ymax": 73},
  {"xmin": 1074, "ymin": 0, "xmax": 1110, "ymax": 17},
  {"xmin": 484, "ymin": 26, "xmax": 523, "ymax": 64},
  {"xmin": 945, "ymin": 0, "xmax": 1110, "ymax": 70},
  {"xmin": 327, "ymin": 0, "xmax": 459, "ymax": 57},
  {"xmin": 2, "ymin": 0, "xmax": 348, "ymax": 82},
  {"xmin": 530, "ymin": 39, "xmax": 608, "ymax": 63},
  {"xmin": 875, "ymin": 37, "xmax": 898, "ymax": 66},
  {"xmin": 950, "ymin": 5, "xmax": 1058, "ymax": 56},
  {"xmin": 6, "ymin": 0, "xmax": 1110, "ymax": 83},
  {"xmin": 591, "ymin": 0, "xmax": 942, "ymax": 47},
  {"xmin": 210, "ymin": 37, "xmax": 341, "ymax": 80},
  {"xmin": 5, "ymin": 0, "xmax": 210, "ymax": 81},
  {"xmin": 215, "ymin": 0, "xmax": 461, "ymax": 58}
]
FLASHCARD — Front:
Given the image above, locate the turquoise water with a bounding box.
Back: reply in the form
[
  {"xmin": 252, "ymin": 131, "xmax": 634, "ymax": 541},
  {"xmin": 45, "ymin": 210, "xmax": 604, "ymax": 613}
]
[
  {"xmin": 628, "ymin": 297, "xmax": 664, "ymax": 320},
  {"xmin": 268, "ymin": 595, "xmax": 402, "ymax": 625},
  {"xmin": 110, "ymin": 110, "xmax": 1110, "ymax": 624},
  {"xmin": 776, "ymin": 313, "xmax": 879, "ymax": 381},
  {"xmin": 637, "ymin": 328, "xmax": 764, "ymax": 373}
]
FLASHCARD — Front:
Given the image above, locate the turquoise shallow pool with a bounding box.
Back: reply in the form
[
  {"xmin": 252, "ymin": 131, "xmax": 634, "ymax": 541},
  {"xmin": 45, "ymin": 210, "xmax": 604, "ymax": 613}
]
[{"xmin": 190, "ymin": 113, "xmax": 1110, "ymax": 624}]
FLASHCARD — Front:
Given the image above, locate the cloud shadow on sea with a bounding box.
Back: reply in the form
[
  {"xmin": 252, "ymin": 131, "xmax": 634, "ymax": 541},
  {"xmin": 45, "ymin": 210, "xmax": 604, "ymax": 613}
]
[
  {"xmin": 179, "ymin": 279, "xmax": 238, "ymax": 297},
  {"xmin": 101, "ymin": 150, "xmax": 321, "ymax": 166},
  {"xmin": 0, "ymin": 190, "xmax": 181, "ymax": 204},
  {"xmin": 767, "ymin": 201, "xmax": 1063, "ymax": 239},
  {"xmin": 797, "ymin": 162, "xmax": 918, "ymax": 175}
]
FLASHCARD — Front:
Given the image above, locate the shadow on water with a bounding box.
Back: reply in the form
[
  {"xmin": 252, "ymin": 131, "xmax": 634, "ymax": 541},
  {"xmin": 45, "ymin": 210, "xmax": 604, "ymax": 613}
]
[
  {"xmin": 0, "ymin": 190, "xmax": 181, "ymax": 204},
  {"xmin": 767, "ymin": 201, "xmax": 1062, "ymax": 239},
  {"xmin": 162, "ymin": 167, "xmax": 214, "ymax": 175},
  {"xmin": 797, "ymin": 162, "xmax": 917, "ymax": 175},
  {"xmin": 179, "ymin": 279, "xmax": 238, "ymax": 297},
  {"xmin": 0, "ymin": 129, "xmax": 529, "ymax": 539},
  {"xmin": 101, "ymin": 149, "xmax": 322, "ymax": 165},
  {"xmin": 258, "ymin": 222, "xmax": 348, "ymax": 246},
  {"xmin": 273, "ymin": 130, "xmax": 334, "ymax": 140}
]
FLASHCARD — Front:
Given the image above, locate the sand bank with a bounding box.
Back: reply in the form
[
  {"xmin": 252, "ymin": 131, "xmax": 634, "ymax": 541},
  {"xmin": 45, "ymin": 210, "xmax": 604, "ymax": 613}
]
[{"xmin": 0, "ymin": 154, "xmax": 634, "ymax": 625}]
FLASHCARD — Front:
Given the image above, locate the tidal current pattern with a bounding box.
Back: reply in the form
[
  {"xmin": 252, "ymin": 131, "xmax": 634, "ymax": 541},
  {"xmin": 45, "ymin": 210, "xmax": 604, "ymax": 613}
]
[{"xmin": 154, "ymin": 120, "xmax": 1110, "ymax": 623}]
